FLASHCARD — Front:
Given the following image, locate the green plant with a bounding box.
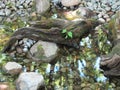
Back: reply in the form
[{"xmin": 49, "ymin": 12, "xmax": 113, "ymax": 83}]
[{"xmin": 61, "ymin": 29, "xmax": 73, "ymax": 39}]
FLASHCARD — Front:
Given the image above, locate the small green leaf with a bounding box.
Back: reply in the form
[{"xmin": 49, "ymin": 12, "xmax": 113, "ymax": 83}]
[
  {"xmin": 67, "ymin": 31, "xmax": 73, "ymax": 38},
  {"xmin": 62, "ymin": 29, "xmax": 67, "ymax": 33}
]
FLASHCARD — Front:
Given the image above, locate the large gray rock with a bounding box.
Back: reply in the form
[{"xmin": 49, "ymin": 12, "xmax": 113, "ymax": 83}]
[
  {"xmin": 61, "ymin": 0, "xmax": 81, "ymax": 7},
  {"xmin": 3, "ymin": 62, "xmax": 22, "ymax": 75},
  {"xmin": 35, "ymin": 0, "xmax": 50, "ymax": 14},
  {"xmin": 16, "ymin": 72, "xmax": 45, "ymax": 90},
  {"xmin": 29, "ymin": 40, "xmax": 59, "ymax": 63}
]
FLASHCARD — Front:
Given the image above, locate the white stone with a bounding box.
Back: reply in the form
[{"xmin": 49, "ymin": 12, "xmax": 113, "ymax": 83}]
[
  {"xmin": 106, "ymin": 18, "xmax": 111, "ymax": 22},
  {"xmin": 3, "ymin": 62, "xmax": 22, "ymax": 75},
  {"xmin": 103, "ymin": 14, "xmax": 109, "ymax": 19},
  {"xmin": 0, "ymin": 10, "xmax": 5, "ymax": 16},
  {"xmin": 16, "ymin": 72, "xmax": 45, "ymax": 90},
  {"xmin": 98, "ymin": 18, "xmax": 105, "ymax": 23},
  {"xmin": 98, "ymin": 13, "xmax": 102, "ymax": 18},
  {"xmin": 105, "ymin": 6, "xmax": 111, "ymax": 11},
  {"xmin": 61, "ymin": 0, "xmax": 80, "ymax": 7}
]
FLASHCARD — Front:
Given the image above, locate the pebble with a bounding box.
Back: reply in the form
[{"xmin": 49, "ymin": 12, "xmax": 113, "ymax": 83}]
[
  {"xmin": 1, "ymin": 3, "xmax": 5, "ymax": 8},
  {"xmin": 23, "ymin": 48, "xmax": 28, "ymax": 52},
  {"xmin": 5, "ymin": 9, "xmax": 11, "ymax": 16},
  {"xmin": 20, "ymin": 0, "xmax": 25, "ymax": 4},
  {"xmin": 98, "ymin": 18, "xmax": 106, "ymax": 23},
  {"xmin": 105, "ymin": 6, "xmax": 111, "ymax": 11},
  {"xmin": 0, "ymin": 9, "xmax": 5, "ymax": 16},
  {"xmin": 61, "ymin": 0, "xmax": 80, "ymax": 7},
  {"xmin": 103, "ymin": 14, "xmax": 109, "ymax": 19},
  {"xmin": 25, "ymin": 42, "xmax": 31, "ymax": 47}
]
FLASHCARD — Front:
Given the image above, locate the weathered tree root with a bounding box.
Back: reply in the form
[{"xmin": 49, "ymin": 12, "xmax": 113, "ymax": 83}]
[{"xmin": 2, "ymin": 19, "xmax": 99, "ymax": 53}]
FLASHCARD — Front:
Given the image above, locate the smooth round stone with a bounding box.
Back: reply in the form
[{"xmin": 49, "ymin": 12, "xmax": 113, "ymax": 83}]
[
  {"xmin": 98, "ymin": 12, "xmax": 105, "ymax": 18},
  {"xmin": 1, "ymin": 3, "xmax": 5, "ymax": 8},
  {"xmin": 106, "ymin": 18, "xmax": 111, "ymax": 22},
  {"xmin": 98, "ymin": 13, "xmax": 103, "ymax": 18},
  {"xmin": 95, "ymin": 25, "xmax": 102, "ymax": 30},
  {"xmin": 105, "ymin": 6, "xmax": 111, "ymax": 11},
  {"xmin": 19, "ymin": 5, "xmax": 24, "ymax": 9},
  {"xmin": 98, "ymin": 18, "xmax": 106, "ymax": 23}
]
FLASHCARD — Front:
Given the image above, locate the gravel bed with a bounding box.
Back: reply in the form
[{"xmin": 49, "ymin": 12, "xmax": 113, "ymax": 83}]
[{"xmin": 0, "ymin": 0, "xmax": 120, "ymax": 23}]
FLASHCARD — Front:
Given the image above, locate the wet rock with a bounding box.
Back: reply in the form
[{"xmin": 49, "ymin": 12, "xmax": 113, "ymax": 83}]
[
  {"xmin": 61, "ymin": 0, "xmax": 81, "ymax": 7},
  {"xmin": 3, "ymin": 62, "xmax": 22, "ymax": 75},
  {"xmin": 16, "ymin": 72, "xmax": 45, "ymax": 90},
  {"xmin": 35, "ymin": 0, "xmax": 50, "ymax": 14},
  {"xmin": 29, "ymin": 40, "xmax": 59, "ymax": 63}
]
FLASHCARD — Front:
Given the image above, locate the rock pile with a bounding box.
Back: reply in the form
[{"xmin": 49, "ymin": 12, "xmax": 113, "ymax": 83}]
[
  {"xmin": 0, "ymin": 0, "xmax": 120, "ymax": 23},
  {"xmin": 0, "ymin": 0, "xmax": 34, "ymax": 22},
  {"xmin": 52, "ymin": 0, "xmax": 120, "ymax": 22}
]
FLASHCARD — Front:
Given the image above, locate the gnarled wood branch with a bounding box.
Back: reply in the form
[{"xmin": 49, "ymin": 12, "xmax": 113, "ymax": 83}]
[{"xmin": 2, "ymin": 19, "xmax": 99, "ymax": 53}]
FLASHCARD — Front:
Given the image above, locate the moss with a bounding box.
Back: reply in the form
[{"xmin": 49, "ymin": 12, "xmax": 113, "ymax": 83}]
[{"xmin": 107, "ymin": 43, "xmax": 120, "ymax": 57}]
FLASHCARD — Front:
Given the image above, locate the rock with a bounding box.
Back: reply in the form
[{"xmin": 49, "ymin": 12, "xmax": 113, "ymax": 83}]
[
  {"xmin": 98, "ymin": 18, "xmax": 105, "ymax": 23},
  {"xmin": 35, "ymin": 0, "xmax": 50, "ymax": 14},
  {"xmin": 5, "ymin": 9, "xmax": 11, "ymax": 16},
  {"xmin": 16, "ymin": 46, "xmax": 23, "ymax": 53},
  {"xmin": 16, "ymin": 72, "xmax": 45, "ymax": 90},
  {"xmin": 0, "ymin": 83, "xmax": 9, "ymax": 90},
  {"xmin": 1, "ymin": 3, "xmax": 5, "ymax": 8},
  {"xmin": 103, "ymin": 14, "xmax": 109, "ymax": 19},
  {"xmin": 0, "ymin": 9, "xmax": 5, "ymax": 16},
  {"xmin": 76, "ymin": 7, "xmax": 96, "ymax": 18},
  {"xmin": 29, "ymin": 40, "xmax": 59, "ymax": 63},
  {"xmin": 20, "ymin": 0, "xmax": 25, "ymax": 4},
  {"xmin": 3, "ymin": 62, "xmax": 22, "ymax": 75},
  {"xmin": 105, "ymin": 6, "xmax": 111, "ymax": 11},
  {"xmin": 64, "ymin": 7, "xmax": 96, "ymax": 20},
  {"xmin": 61, "ymin": 0, "xmax": 81, "ymax": 7}
]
